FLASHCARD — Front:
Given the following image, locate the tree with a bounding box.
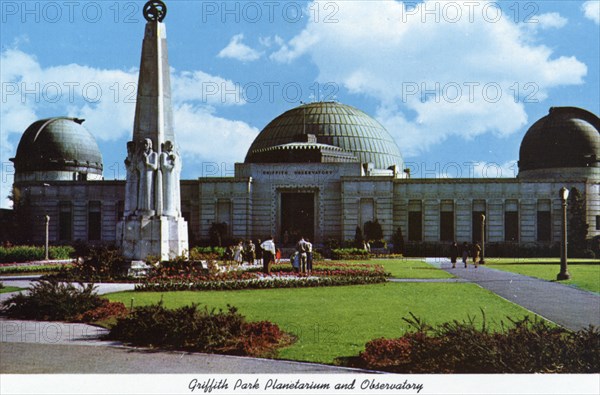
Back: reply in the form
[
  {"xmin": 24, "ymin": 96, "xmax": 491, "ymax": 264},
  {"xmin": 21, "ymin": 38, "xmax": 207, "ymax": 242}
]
[
  {"xmin": 364, "ymin": 219, "xmax": 383, "ymax": 242},
  {"xmin": 567, "ymin": 187, "xmax": 588, "ymax": 257},
  {"xmin": 392, "ymin": 227, "xmax": 405, "ymax": 254},
  {"xmin": 209, "ymin": 222, "xmax": 228, "ymax": 247},
  {"xmin": 354, "ymin": 226, "xmax": 365, "ymax": 248}
]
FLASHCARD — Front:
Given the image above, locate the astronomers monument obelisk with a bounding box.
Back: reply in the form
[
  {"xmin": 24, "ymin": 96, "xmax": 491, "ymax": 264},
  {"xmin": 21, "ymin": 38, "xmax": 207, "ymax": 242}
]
[{"xmin": 117, "ymin": 0, "xmax": 188, "ymax": 263}]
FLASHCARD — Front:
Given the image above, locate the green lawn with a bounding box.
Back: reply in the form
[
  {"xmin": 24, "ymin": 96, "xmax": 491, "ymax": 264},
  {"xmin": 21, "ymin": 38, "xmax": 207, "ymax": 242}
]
[
  {"xmin": 107, "ymin": 282, "xmax": 537, "ymax": 364},
  {"xmin": 0, "ymin": 286, "xmax": 23, "ymax": 294},
  {"xmin": 486, "ymin": 259, "xmax": 600, "ymax": 293},
  {"xmin": 354, "ymin": 258, "xmax": 454, "ymax": 279}
]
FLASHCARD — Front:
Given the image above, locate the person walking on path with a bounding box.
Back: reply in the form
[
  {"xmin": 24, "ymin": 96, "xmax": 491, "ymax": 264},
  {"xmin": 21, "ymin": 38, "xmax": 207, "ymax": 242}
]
[
  {"xmin": 461, "ymin": 242, "xmax": 469, "ymax": 268},
  {"xmin": 260, "ymin": 237, "xmax": 276, "ymax": 274},
  {"xmin": 471, "ymin": 242, "xmax": 481, "ymax": 268},
  {"xmin": 449, "ymin": 241, "xmax": 459, "ymax": 269}
]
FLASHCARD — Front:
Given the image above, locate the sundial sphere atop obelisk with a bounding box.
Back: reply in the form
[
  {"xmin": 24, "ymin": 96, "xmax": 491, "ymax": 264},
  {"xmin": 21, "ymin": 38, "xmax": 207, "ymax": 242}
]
[{"xmin": 143, "ymin": 0, "xmax": 167, "ymax": 22}]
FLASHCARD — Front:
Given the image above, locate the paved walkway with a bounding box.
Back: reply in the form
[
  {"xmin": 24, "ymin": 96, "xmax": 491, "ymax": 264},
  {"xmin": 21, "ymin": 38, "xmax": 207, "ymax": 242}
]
[
  {"xmin": 1, "ymin": 261, "xmax": 599, "ymax": 373},
  {"xmin": 0, "ymin": 317, "xmax": 369, "ymax": 373},
  {"xmin": 424, "ymin": 258, "xmax": 600, "ymax": 331}
]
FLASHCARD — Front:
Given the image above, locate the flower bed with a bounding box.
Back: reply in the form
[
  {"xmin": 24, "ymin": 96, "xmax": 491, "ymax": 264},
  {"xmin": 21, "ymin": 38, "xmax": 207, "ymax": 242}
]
[{"xmin": 135, "ymin": 261, "xmax": 390, "ymax": 292}]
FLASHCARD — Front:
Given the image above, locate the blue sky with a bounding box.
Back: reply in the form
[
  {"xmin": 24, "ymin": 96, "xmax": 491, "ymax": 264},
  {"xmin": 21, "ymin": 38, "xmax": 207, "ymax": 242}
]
[{"xmin": 1, "ymin": 0, "xmax": 599, "ymax": 207}]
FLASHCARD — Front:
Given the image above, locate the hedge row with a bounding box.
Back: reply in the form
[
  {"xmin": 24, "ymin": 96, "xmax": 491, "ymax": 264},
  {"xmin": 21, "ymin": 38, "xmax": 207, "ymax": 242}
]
[
  {"xmin": 356, "ymin": 314, "xmax": 599, "ymax": 373},
  {"xmin": 0, "ymin": 246, "xmax": 75, "ymax": 263}
]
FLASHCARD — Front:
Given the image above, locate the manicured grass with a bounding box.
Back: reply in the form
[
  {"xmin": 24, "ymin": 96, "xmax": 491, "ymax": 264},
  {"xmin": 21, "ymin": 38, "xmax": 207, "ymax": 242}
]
[
  {"xmin": 347, "ymin": 258, "xmax": 454, "ymax": 279},
  {"xmin": 0, "ymin": 286, "xmax": 23, "ymax": 294},
  {"xmin": 107, "ymin": 282, "xmax": 537, "ymax": 364},
  {"xmin": 486, "ymin": 260, "xmax": 600, "ymax": 293}
]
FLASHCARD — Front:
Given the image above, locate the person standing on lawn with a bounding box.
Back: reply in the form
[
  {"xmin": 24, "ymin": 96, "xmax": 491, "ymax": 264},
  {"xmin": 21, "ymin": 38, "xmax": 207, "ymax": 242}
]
[
  {"xmin": 260, "ymin": 236, "xmax": 276, "ymax": 274},
  {"xmin": 296, "ymin": 236, "xmax": 309, "ymax": 273},
  {"xmin": 305, "ymin": 238, "xmax": 314, "ymax": 274}
]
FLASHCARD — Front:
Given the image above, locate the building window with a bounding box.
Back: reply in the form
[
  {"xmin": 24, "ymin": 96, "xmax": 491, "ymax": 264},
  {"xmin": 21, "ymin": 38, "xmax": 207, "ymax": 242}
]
[
  {"xmin": 360, "ymin": 198, "xmax": 375, "ymax": 230},
  {"xmin": 216, "ymin": 199, "xmax": 232, "ymax": 236},
  {"xmin": 505, "ymin": 211, "xmax": 519, "ymax": 242},
  {"xmin": 117, "ymin": 200, "xmax": 124, "ymax": 221},
  {"xmin": 537, "ymin": 200, "xmax": 551, "ymax": 242},
  {"xmin": 537, "ymin": 211, "xmax": 551, "ymax": 242},
  {"xmin": 472, "ymin": 200, "xmax": 486, "ymax": 243},
  {"xmin": 408, "ymin": 200, "xmax": 422, "ymax": 242},
  {"xmin": 440, "ymin": 200, "xmax": 454, "ymax": 242},
  {"xmin": 59, "ymin": 201, "xmax": 72, "ymax": 241},
  {"xmin": 596, "ymin": 215, "xmax": 600, "ymax": 231},
  {"xmin": 88, "ymin": 201, "xmax": 101, "ymax": 241}
]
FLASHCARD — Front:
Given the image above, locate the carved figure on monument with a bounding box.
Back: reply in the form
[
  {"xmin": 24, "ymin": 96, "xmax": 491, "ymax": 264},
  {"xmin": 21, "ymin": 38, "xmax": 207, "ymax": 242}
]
[
  {"xmin": 160, "ymin": 140, "xmax": 181, "ymax": 217},
  {"xmin": 124, "ymin": 141, "xmax": 139, "ymax": 216},
  {"xmin": 136, "ymin": 138, "xmax": 158, "ymax": 214}
]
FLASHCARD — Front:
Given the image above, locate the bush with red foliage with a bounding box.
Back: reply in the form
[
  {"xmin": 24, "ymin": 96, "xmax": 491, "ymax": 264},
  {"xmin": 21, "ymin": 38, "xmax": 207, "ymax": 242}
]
[{"xmin": 75, "ymin": 300, "xmax": 128, "ymax": 322}]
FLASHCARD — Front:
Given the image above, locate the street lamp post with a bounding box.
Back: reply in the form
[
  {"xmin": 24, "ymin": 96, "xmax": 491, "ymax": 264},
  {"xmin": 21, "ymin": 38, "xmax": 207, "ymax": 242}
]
[
  {"xmin": 480, "ymin": 213, "xmax": 486, "ymax": 264},
  {"xmin": 557, "ymin": 187, "xmax": 571, "ymax": 281},
  {"xmin": 44, "ymin": 215, "xmax": 50, "ymax": 261}
]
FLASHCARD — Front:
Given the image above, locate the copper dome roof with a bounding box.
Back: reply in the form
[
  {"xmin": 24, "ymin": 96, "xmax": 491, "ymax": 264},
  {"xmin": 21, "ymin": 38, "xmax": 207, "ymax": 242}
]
[
  {"xmin": 518, "ymin": 107, "xmax": 599, "ymax": 172},
  {"xmin": 245, "ymin": 102, "xmax": 404, "ymax": 169},
  {"xmin": 11, "ymin": 117, "xmax": 103, "ymax": 175}
]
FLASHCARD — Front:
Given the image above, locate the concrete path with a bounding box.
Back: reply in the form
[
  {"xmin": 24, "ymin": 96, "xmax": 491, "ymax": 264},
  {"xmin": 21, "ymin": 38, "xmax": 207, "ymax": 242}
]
[
  {"xmin": 2, "ymin": 262, "xmax": 599, "ymax": 373},
  {"xmin": 0, "ymin": 318, "xmax": 368, "ymax": 373},
  {"xmin": 425, "ymin": 258, "xmax": 600, "ymax": 331},
  {"xmin": 0, "ymin": 276, "xmax": 136, "ymax": 304}
]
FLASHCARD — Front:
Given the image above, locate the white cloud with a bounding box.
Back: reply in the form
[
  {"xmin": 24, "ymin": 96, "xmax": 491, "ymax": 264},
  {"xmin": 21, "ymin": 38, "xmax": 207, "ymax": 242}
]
[
  {"xmin": 218, "ymin": 34, "xmax": 262, "ymax": 62},
  {"xmin": 171, "ymin": 70, "xmax": 245, "ymax": 106},
  {"xmin": 271, "ymin": 1, "xmax": 587, "ymax": 157},
  {"xmin": 582, "ymin": 1, "xmax": 600, "ymax": 25},
  {"xmin": 175, "ymin": 104, "xmax": 259, "ymax": 166},
  {"xmin": 0, "ymin": 48, "xmax": 258, "ymax": 208},
  {"xmin": 534, "ymin": 12, "xmax": 568, "ymax": 29}
]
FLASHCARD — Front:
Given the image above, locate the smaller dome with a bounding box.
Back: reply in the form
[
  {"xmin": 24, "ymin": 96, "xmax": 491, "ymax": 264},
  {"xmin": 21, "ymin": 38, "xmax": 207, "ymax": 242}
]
[
  {"xmin": 11, "ymin": 117, "xmax": 103, "ymax": 176},
  {"xmin": 519, "ymin": 107, "xmax": 599, "ymax": 174}
]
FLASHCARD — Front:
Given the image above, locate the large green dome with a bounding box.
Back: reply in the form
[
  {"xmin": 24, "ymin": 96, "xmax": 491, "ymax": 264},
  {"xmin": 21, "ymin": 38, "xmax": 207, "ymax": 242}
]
[
  {"xmin": 245, "ymin": 102, "xmax": 404, "ymax": 169},
  {"xmin": 12, "ymin": 117, "xmax": 103, "ymax": 175}
]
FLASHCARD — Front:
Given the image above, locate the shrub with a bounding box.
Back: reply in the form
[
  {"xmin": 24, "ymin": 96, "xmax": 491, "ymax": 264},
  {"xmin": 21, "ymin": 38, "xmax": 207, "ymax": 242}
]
[
  {"xmin": 190, "ymin": 246, "xmax": 226, "ymax": 260},
  {"xmin": 364, "ymin": 220, "xmax": 383, "ymax": 242},
  {"xmin": 392, "ymin": 227, "xmax": 405, "ymax": 254},
  {"xmin": 571, "ymin": 249, "xmax": 596, "ymax": 259},
  {"xmin": 148, "ymin": 255, "xmax": 207, "ymax": 278},
  {"xmin": 1, "ymin": 280, "xmax": 105, "ymax": 321},
  {"xmin": 354, "ymin": 226, "xmax": 364, "ymax": 248},
  {"xmin": 0, "ymin": 264, "xmax": 72, "ymax": 275},
  {"xmin": 357, "ymin": 313, "xmax": 600, "ymax": 373},
  {"xmin": 49, "ymin": 245, "xmax": 128, "ymax": 282},
  {"xmin": 0, "ymin": 245, "xmax": 75, "ymax": 263},
  {"xmin": 107, "ymin": 302, "xmax": 291, "ymax": 357},
  {"xmin": 331, "ymin": 248, "xmax": 370, "ymax": 260},
  {"xmin": 74, "ymin": 301, "xmax": 129, "ymax": 323},
  {"xmin": 0, "ymin": 282, "xmax": 4, "ymax": 289}
]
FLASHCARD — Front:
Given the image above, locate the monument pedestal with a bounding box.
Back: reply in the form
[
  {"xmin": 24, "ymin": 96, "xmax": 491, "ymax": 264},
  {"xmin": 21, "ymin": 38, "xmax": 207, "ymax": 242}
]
[{"xmin": 118, "ymin": 215, "xmax": 188, "ymax": 262}]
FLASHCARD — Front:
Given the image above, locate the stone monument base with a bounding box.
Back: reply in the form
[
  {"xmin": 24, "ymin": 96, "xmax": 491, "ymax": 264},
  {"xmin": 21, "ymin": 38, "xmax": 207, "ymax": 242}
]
[{"xmin": 117, "ymin": 215, "xmax": 189, "ymax": 263}]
